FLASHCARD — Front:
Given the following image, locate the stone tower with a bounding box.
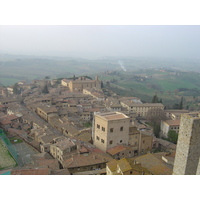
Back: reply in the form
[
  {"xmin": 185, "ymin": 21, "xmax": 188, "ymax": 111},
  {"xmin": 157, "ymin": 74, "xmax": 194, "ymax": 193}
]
[
  {"xmin": 93, "ymin": 112, "xmax": 130, "ymax": 152},
  {"xmin": 173, "ymin": 113, "xmax": 200, "ymax": 175}
]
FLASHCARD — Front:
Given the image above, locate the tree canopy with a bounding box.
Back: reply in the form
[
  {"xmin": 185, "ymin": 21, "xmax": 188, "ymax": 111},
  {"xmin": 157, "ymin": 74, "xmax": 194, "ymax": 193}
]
[
  {"xmin": 13, "ymin": 83, "xmax": 21, "ymax": 95},
  {"xmin": 42, "ymin": 85, "xmax": 49, "ymax": 94},
  {"xmin": 168, "ymin": 130, "xmax": 178, "ymax": 144},
  {"xmin": 151, "ymin": 95, "xmax": 162, "ymax": 103},
  {"xmin": 146, "ymin": 108, "xmax": 166, "ymax": 125}
]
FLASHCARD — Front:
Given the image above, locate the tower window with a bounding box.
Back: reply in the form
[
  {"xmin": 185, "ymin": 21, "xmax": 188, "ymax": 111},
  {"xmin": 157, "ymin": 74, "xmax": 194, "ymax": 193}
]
[
  {"xmin": 110, "ymin": 128, "xmax": 114, "ymax": 132},
  {"xmin": 97, "ymin": 124, "xmax": 100, "ymax": 129},
  {"xmin": 101, "ymin": 139, "xmax": 105, "ymax": 143},
  {"xmin": 102, "ymin": 127, "xmax": 105, "ymax": 132},
  {"xmin": 109, "ymin": 140, "xmax": 113, "ymax": 144},
  {"xmin": 120, "ymin": 127, "xmax": 123, "ymax": 131}
]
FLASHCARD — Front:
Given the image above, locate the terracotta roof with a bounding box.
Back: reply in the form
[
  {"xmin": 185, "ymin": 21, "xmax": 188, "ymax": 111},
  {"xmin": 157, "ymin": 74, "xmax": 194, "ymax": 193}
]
[
  {"xmin": 166, "ymin": 151, "xmax": 176, "ymax": 158},
  {"xmin": 122, "ymin": 101, "xmax": 164, "ymax": 107},
  {"xmin": 97, "ymin": 112, "xmax": 129, "ymax": 121},
  {"xmin": 7, "ymin": 128, "xmax": 26, "ymax": 135},
  {"xmin": 73, "ymin": 79, "xmax": 96, "ymax": 83},
  {"xmin": 118, "ymin": 158, "xmax": 134, "ymax": 172},
  {"xmin": 153, "ymin": 138, "xmax": 176, "ymax": 150},
  {"xmin": 163, "ymin": 119, "xmax": 180, "ymax": 126},
  {"xmin": 37, "ymin": 105, "xmax": 58, "ymax": 114},
  {"xmin": 11, "ymin": 168, "xmax": 50, "ymax": 175},
  {"xmin": 64, "ymin": 152, "xmax": 112, "ymax": 168},
  {"xmin": 40, "ymin": 134, "xmax": 58, "ymax": 144},
  {"xmin": 107, "ymin": 158, "xmax": 151, "ymax": 174},
  {"xmin": 91, "ymin": 148, "xmax": 106, "ymax": 154},
  {"xmin": 84, "ymin": 108, "xmax": 101, "ymax": 112},
  {"xmin": 107, "ymin": 145, "xmax": 127, "ymax": 155},
  {"xmin": 53, "ymin": 138, "xmax": 76, "ymax": 151},
  {"xmin": 74, "ymin": 132, "xmax": 92, "ymax": 143},
  {"xmin": 35, "ymin": 159, "xmax": 59, "ymax": 171},
  {"xmin": 0, "ymin": 119, "xmax": 12, "ymax": 125},
  {"xmin": 0, "ymin": 114, "xmax": 20, "ymax": 122},
  {"xmin": 107, "ymin": 159, "xmax": 118, "ymax": 171},
  {"xmin": 133, "ymin": 153, "xmax": 173, "ymax": 175},
  {"xmin": 79, "ymin": 146, "xmax": 89, "ymax": 154},
  {"xmin": 51, "ymin": 169, "xmax": 71, "ymax": 175}
]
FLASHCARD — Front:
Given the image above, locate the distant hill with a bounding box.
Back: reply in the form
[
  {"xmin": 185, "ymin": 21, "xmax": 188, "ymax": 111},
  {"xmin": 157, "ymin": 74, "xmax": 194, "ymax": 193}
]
[
  {"xmin": 97, "ymin": 69, "xmax": 200, "ymax": 108},
  {"xmin": 1, "ymin": 53, "xmax": 200, "ymax": 87}
]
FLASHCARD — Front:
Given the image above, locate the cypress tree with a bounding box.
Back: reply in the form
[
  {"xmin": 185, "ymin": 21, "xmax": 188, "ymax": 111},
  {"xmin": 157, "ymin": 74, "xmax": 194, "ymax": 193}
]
[
  {"xmin": 42, "ymin": 85, "xmax": 49, "ymax": 94},
  {"xmin": 179, "ymin": 97, "xmax": 183, "ymax": 109},
  {"xmin": 152, "ymin": 95, "xmax": 158, "ymax": 103}
]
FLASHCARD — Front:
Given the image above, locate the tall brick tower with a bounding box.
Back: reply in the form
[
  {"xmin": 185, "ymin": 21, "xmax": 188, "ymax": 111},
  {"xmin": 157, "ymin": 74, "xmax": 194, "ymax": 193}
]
[{"xmin": 173, "ymin": 113, "xmax": 200, "ymax": 175}]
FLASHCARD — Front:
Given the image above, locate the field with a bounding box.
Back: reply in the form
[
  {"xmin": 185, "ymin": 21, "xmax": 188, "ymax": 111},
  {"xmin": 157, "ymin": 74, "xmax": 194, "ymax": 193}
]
[
  {"xmin": 0, "ymin": 139, "xmax": 17, "ymax": 170},
  {"xmin": 97, "ymin": 69, "xmax": 200, "ymax": 108},
  {"xmin": 1, "ymin": 54, "xmax": 200, "ymax": 109},
  {"xmin": 1, "ymin": 54, "xmax": 200, "ymax": 87},
  {"xmin": 0, "ymin": 54, "xmax": 119, "ymax": 86}
]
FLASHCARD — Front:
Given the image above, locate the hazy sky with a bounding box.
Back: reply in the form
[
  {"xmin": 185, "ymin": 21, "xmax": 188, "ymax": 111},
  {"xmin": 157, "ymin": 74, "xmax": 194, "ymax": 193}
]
[{"xmin": 0, "ymin": 25, "xmax": 200, "ymax": 59}]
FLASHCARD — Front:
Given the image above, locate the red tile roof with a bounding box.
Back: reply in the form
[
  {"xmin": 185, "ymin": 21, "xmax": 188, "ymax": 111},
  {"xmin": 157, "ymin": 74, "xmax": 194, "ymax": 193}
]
[
  {"xmin": 107, "ymin": 145, "xmax": 126, "ymax": 155},
  {"xmin": 11, "ymin": 168, "xmax": 50, "ymax": 175},
  {"xmin": 103, "ymin": 113, "xmax": 128, "ymax": 120},
  {"xmin": 0, "ymin": 119, "xmax": 12, "ymax": 125},
  {"xmin": 134, "ymin": 153, "xmax": 173, "ymax": 175},
  {"xmin": 0, "ymin": 114, "xmax": 19, "ymax": 122},
  {"xmin": 63, "ymin": 152, "xmax": 112, "ymax": 168},
  {"xmin": 163, "ymin": 119, "xmax": 180, "ymax": 126}
]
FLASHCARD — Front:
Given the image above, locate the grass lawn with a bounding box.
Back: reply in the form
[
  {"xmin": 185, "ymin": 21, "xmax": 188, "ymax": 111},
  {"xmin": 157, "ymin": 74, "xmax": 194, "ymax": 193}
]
[
  {"xmin": 9, "ymin": 137, "xmax": 23, "ymax": 144},
  {"xmin": 83, "ymin": 122, "xmax": 92, "ymax": 128},
  {"xmin": 0, "ymin": 140, "xmax": 17, "ymax": 170}
]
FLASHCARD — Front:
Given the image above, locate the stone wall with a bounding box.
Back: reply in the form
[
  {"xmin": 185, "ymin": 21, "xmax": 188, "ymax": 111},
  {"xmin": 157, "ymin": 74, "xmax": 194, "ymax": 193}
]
[{"xmin": 173, "ymin": 113, "xmax": 200, "ymax": 175}]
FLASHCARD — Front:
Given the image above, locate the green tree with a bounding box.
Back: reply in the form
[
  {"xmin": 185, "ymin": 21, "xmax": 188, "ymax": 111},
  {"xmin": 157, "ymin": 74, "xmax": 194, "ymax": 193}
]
[
  {"xmin": 45, "ymin": 76, "xmax": 50, "ymax": 79},
  {"xmin": 146, "ymin": 108, "xmax": 166, "ymax": 138},
  {"xmin": 179, "ymin": 97, "xmax": 183, "ymax": 109},
  {"xmin": 168, "ymin": 130, "xmax": 178, "ymax": 144},
  {"xmin": 42, "ymin": 85, "xmax": 49, "ymax": 94},
  {"xmin": 173, "ymin": 103, "xmax": 180, "ymax": 109},
  {"xmin": 152, "ymin": 95, "xmax": 162, "ymax": 103},
  {"xmin": 13, "ymin": 83, "xmax": 21, "ymax": 95},
  {"xmin": 101, "ymin": 81, "xmax": 104, "ymax": 88},
  {"xmin": 146, "ymin": 108, "xmax": 166, "ymax": 125},
  {"xmin": 173, "ymin": 97, "xmax": 183, "ymax": 109},
  {"xmin": 106, "ymin": 81, "xmax": 110, "ymax": 87},
  {"xmin": 153, "ymin": 124, "xmax": 160, "ymax": 138},
  {"xmin": 152, "ymin": 95, "xmax": 158, "ymax": 103}
]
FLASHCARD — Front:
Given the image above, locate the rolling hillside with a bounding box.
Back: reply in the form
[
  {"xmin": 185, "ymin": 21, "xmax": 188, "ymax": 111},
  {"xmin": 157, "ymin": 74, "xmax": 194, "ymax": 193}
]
[{"xmin": 97, "ymin": 69, "xmax": 200, "ymax": 108}]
